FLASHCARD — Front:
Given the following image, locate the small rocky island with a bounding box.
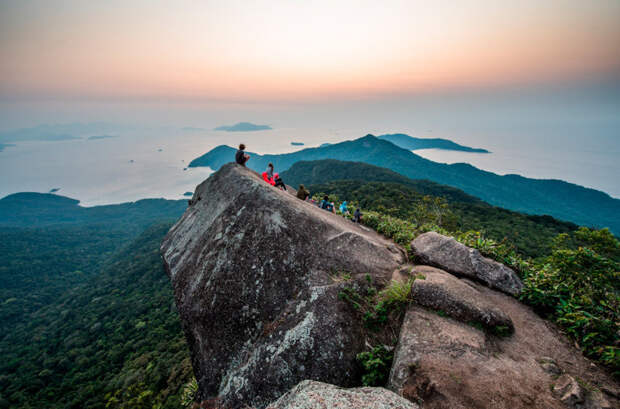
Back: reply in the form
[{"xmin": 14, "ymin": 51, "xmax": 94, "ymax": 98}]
[
  {"xmin": 161, "ymin": 163, "xmax": 618, "ymax": 409},
  {"xmin": 214, "ymin": 122, "xmax": 272, "ymax": 132}
]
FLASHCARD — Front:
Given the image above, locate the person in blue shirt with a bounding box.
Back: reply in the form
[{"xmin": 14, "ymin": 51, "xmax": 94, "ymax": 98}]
[
  {"xmin": 320, "ymin": 195, "xmax": 334, "ymax": 212},
  {"xmin": 339, "ymin": 201, "xmax": 349, "ymax": 216}
]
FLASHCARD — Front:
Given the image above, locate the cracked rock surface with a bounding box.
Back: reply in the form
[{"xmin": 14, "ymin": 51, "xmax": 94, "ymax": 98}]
[
  {"xmin": 411, "ymin": 231, "xmax": 523, "ymax": 295},
  {"xmin": 161, "ymin": 163, "xmax": 406, "ymax": 408}
]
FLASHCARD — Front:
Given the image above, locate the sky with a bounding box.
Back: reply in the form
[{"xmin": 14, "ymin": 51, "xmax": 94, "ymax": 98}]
[
  {"xmin": 1, "ymin": 0, "xmax": 619, "ymax": 106},
  {"xmin": 0, "ymin": 1, "xmax": 619, "ymax": 200}
]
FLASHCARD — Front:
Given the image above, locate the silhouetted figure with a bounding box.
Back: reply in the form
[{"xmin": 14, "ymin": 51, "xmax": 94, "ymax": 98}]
[{"xmin": 235, "ymin": 144, "xmax": 250, "ymax": 166}]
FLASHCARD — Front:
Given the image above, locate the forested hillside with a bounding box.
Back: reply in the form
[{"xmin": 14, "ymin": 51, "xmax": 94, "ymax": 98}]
[
  {"xmin": 282, "ymin": 160, "xmax": 578, "ymax": 258},
  {"xmin": 1, "ymin": 167, "xmax": 616, "ymax": 408},
  {"xmin": 0, "ymin": 195, "xmax": 190, "ymax": 409},
  {"xmin": 0, "ymin": 224, "xmax": 192, "ymax": 409},
  {"xmin": 189, "ymin": 135, "xmax": 620, "ymax": 233}
]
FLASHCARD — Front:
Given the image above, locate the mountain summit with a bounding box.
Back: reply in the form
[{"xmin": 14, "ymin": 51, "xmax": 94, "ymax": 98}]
[{"xmin": 161, "ymin": 164, "xmax": 617, "ymax": 408}]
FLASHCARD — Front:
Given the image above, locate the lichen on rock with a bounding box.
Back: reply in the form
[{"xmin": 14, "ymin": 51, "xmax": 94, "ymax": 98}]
[{"xmin": 161, "ymin": 163, "xmax": 406, "ymax": 408}]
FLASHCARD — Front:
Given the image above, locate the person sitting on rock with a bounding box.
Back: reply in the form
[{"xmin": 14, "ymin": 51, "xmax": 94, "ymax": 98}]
[
  {"xmin": 296, "ymin": 184, "xmax": 310, "ymax": 200},
  {"xmin": 235, "ymin": 144, "xmax": 250, "ymax": 166},
  {"xmin": 339, "ymin": 201, "xmax": 350, "ymax": 216},
  {"xmin": 353, "ymin": 207, "xmax": 362, "ymax": 223},
  {"xmin": 274, "ymin": 173, "xmax": 286, "ymax": 190},
  {"xmin": 320, "ymin": 195, "xmax": 334, "ymax": 212},
  {"xmin": 261, "ymin": 163, "xmax": 276, "ymax": 186},
  {"xmin": 266, "ymin": 163, "xmax": 274, "ymax": 181}
]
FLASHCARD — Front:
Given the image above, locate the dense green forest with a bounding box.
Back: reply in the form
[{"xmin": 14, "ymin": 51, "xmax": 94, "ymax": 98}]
[
  {"xmin": 1, "ymin": 162, "xmax": 617, "ymax": 407},
  {"xmin": 0, "ymin": 224, "xmax": 192, "ymax": 409},
  {"xmin": 283, "ymin": 160, "xmax": 578, "ymax": 258},
  {"xmin": 0, "ymin": 194, "xmax": 190, "ymax": 409}
]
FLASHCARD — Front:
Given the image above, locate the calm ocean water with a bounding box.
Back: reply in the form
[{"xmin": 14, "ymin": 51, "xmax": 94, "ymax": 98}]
[{"xmin": 1, "ymin": 124, "xmax": 618, "ymax": 206}]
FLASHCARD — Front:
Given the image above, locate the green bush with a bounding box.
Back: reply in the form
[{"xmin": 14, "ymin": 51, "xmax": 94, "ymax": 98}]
[
  {"xmin": 356, "ymin": 345, "xmax": 394, "ymax": 386},
  {"xmin": 360, "ymin": 211, "xmax": 620, "ymax": 377},
  {"xmin": 520, "ymin": 228, "xmax": 619, "ymax": 376}
]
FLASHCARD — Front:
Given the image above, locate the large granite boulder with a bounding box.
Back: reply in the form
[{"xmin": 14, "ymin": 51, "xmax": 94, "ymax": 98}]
[
  {"xmin": 389, "ymin": 279, "xmax": 619, "ymax": 409},
  {"xmin": 161, "ymin": 163, "xmax": 406, "ymax": 408},
  {"xmin": 411, "ymin": 231, "xmax": 523, "ymax": 295},
  {"xmin": 267, "ymin": 380, "xmax": 418, "ymax": 409},
  {"xmin": 410, "ymin": 265, "xmax": 513, "ymax": 332}
]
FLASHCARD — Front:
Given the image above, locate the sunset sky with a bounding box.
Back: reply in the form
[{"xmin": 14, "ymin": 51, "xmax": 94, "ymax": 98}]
[{"xmin": 1, "ymin": 0, "xmax": 619, "ymax": 104}]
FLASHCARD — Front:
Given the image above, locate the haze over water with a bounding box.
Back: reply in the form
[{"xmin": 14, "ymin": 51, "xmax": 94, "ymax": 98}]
[
  {"xmin": 1, "ymin": 86, "xmax": 618, "ymax": 205},
  {"xmin": 1, "ymin": 1, "xmax": 619, "ymax": 205}
]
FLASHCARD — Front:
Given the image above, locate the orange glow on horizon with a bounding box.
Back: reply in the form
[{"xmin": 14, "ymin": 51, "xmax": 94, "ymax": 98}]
[{"xmin": 1, "ymin": 1, "xmax": 619, "ymax": 102}]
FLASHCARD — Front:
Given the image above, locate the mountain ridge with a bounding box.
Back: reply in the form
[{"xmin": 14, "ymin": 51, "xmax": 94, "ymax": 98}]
[
  {"xmin": 378, "ymin": 133, "xmax": 489, "ymax": 152},
  {"xmin": 188, "ymin": 135, "xmax": 620, "ymax": 233}
]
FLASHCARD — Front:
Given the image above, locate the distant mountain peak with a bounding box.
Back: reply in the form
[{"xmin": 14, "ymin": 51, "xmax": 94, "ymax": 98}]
[{"xmin": 379, "ymin": 133, "xmax": 489, "ymax": 153}]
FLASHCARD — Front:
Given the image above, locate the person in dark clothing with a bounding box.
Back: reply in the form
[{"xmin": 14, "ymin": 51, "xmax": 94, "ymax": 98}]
[
  {"xmin": 353, "ymin": 208, "xmax": 362, "ymax": 223},
  {"xmin": 296, "ymin": 184, "xmax": 310, "ymax": 200},
  {"xmin": 235, "ymin": 144, "xmax": 250, "ymax": 166},
  {"xmin": 320, "ymin": 195, "xmax": 334, "ymax": 212},
  {"xmin": 274, "ymin": 173, "xmax": 286, "ymax": 190}
]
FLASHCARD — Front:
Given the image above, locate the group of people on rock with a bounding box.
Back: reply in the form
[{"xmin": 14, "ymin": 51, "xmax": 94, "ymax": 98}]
[
  {"xmin": 262, "ymin": 162, "xmax": 287, "ymax": 190},
  {"xmin": 235, "ymin": 143, "xmax": 362, "ymax": 223},
  {"xmin": 315, "ymin": 195, "xmax": 362, "ymax": 223},
  {"xmin": 235, "ymin": 144, "xmax": 286, "ymax": 190}
]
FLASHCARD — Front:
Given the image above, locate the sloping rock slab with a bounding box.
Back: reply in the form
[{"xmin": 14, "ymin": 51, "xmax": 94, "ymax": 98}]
[
  {"xmin": 411, "ymin": 231, "xmax": 523, "ymax": 295},
  {"xmin": 267, "ymin": 380, "xmax": 418, "ymax": 409},
  {"xmin": 389, "ymin": 284, "xmax": 619, "ymax": 409},
  {"xmin": 161, "ymin": 163, "xmax": 406, "ymax": 408},
  {"xmin": 411, "ymin": 265, "xmax": 513, "ymax": 332},
  {"xmin": 217, "ymin": 283, "xmax": 365, "ymax": 408}
]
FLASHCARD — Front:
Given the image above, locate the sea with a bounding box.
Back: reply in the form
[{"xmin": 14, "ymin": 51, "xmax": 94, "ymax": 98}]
[
  {"xmin": 1, "ymin": 87, "xmax": 619, "ymax": 206},
  {"xmin": 0, "ymin": 124, "xmax": 618, "ymax": 207}
]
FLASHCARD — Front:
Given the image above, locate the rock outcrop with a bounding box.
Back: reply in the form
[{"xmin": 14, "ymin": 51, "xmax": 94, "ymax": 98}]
[
  {"xmin": 161, "ymin": 163, "xmax": 406, "ymax": 408},
  {"xmin": 163, "ymin": 163, "xmax": 618, "ymax": 409},
  {"xmin": 411, "ymin": 231, "xmax": 523, "ymax": 295},
  {"xmin": 267, "ymin": 380, "xmax": 418, "ymax": 409},
  {"xmin": 409, "ymin": 266, "xmax": 513, "ymax": 332},
  {"xmin": 389, "ymin": 274, "xmax": 618, "ymax": 409}
]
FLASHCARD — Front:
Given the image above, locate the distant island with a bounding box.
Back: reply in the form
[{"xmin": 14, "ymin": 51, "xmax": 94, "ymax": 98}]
[
  {"xmin": 378, "ymin": 133, "xmax": 489, "ymax": 153},
  {"xmin": 87, "ymin": 135, "xmax": 117, "ymax": 140},
  {"xmin": 214, "ymin": 122, "xmax": 272, "ymax": 132},
  {"xmin": 48, "ymin": 188, "xmax": 60, "ymax": 193},
  {"xmin": 183, "ymin": 192, "xmax": 193, "ymax": 197},
  {"xmin": 0, "ymin": 143, "xmax": 15, "ymax": 152},
  {"xmin": 0, "ymin": 123, "xmax": 117, "ymax": 143},
  {"xmin": 291, "ymin": 142, "xmax": 304, "ymax": 146}
]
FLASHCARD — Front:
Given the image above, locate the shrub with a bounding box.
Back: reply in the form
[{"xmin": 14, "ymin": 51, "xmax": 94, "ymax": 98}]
[
  {"xmin": 180, "ymin": 377, "xmax": 198, "ymax": 408},
  {"xmin": 520, "ymin": 228, "xmax": 619, "ymax": 376},
  {"xmin": 360, "ymin": 211, "xmax": 619, "ymax": 377},
  {"xmin": 356, "ymin": 345, "xmax": 394, "ymax": 386}
]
